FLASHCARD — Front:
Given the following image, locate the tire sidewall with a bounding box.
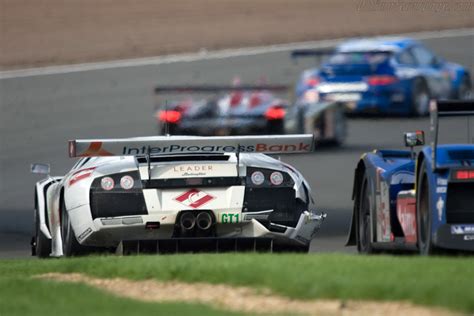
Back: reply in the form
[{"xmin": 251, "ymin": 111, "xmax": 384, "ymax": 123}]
[
  {"xmin": 412, "ymin": 79, "xmax": 430, "ymax": 117},
  {"xmin": 357, "ymin": 175, "xmax": 374, "ymax": 254},
  {"xmin": 416, "ymin": 162, "xmax": 434, "ymax": 255}
]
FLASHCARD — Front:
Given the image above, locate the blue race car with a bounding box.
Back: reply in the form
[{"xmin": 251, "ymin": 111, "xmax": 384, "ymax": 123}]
[
  {"xmin": 347, "ymin": 100, "xmax": 474, "ymax": 254},
  {"xmin": 292, "ymin": 37, "xmax": 471, "ymax": 116}
]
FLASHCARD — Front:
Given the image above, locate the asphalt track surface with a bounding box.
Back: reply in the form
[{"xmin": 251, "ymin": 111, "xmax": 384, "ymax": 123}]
[{"xmin": 1, "ymin": 33, "xmax": 473, "ymax": 258}]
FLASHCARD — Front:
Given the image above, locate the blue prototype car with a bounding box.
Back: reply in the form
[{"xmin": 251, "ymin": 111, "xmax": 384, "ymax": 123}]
[
  {"xmin": 292, "ymin": 37, "xmax": 471, "ymax": 116},
  {"xmin": 347, "ymin": 100, "xmax": 474, "ymax": 254}
]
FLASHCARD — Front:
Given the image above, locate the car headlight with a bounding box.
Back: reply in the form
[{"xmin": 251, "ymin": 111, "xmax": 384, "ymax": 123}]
[{"xmin": 250, "ymin": 171, "xmax": 265, "ymax": 185}]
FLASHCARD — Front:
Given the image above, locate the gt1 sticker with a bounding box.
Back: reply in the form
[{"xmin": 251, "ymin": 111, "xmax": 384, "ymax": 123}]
[{"xmin": 221, "ymin": 213, "xmax": 240, "ymax": 223}]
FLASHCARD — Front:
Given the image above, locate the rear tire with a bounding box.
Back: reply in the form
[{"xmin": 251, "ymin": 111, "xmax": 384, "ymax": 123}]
[
  {"xmin": 411, "ymin": 79, "xmax": 430, "ymax": 117},
  {"xmin": 356, "ymin": 174, "xmax": 375, "ymax": 254},
  {"xmin": 34, "ymin": 208, "xmax": 51, "ymax": 258},
  {"xmin": 61, "ymin": 200, "xmax": 86, "ymax": 257},
  {"xmin": 416, "ymin": 161, "xmax": 439, "ymax": 255},
  {"xmin": 457, "ymin": 75, "xmax": 472, "ymax": 100}
]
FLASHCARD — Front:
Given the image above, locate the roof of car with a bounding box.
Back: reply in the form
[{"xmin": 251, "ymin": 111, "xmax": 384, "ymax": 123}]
[{"xmin": 336, "ymin": 37, "xmax": 418, "ymax": 53}]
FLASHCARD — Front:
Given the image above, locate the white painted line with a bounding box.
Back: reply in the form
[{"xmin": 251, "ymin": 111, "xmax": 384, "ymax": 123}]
[{"xmin": 1, "ymin": 28, "xmax": 473, "ymax": 80}]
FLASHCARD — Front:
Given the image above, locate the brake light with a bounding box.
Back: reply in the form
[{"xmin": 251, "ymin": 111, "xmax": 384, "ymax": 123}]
[
  {"xmin": 69, "ymin": 167, "xmax": 96, "ymax": 187},
  {"xmin": 455, "ymin": 170, "xmax": 474, "ymax": 180},
  {"xmin": 158, "ymin": 110, "xmax": 181, "ymax": 123},
  {"xmin": 367, "ymin": 75, "xmax": 398, "ymax": 86},
  {"xmin": 265, "ymin": 106, "xmax": 286, "ymax": 120},
  {"xmin": 305, "ymin": 77, "xmax": 319, "ymax": 87},
  {"xmin": 249, "ymin": 94, "xmax": 261, "ymax": 108}
]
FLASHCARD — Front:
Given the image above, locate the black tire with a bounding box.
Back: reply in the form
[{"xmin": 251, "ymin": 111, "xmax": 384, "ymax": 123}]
[
  {"xmin": 411, "ymin": 79, "xmax": 430, "ymax": 117},
  {"xmin": 416, "ymin": 161, "xmax": 439, "ymax": 255},
  {"xmin": 457, "ymin": 75, "xmax": 472, "ymax": 100},
  {"xmin": 34, "ymin": 207, "xmax": 51, "ymax": 258},
  {"xmin": 60, "ymin": 199, "xmax": 86, "ymax": 257},
  {"xmin": 356, "ymin": 174, "xmax": 375, "ymax": 254}
]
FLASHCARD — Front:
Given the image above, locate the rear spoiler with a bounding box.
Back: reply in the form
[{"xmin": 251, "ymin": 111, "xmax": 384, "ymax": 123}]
[
  {"xmin": 154, "ymin": 85, "xmax": 289, "ymax": 94},
  {"xmin": 290, "ymin": 49, "xmax": 334, "ymax": 59},
  {"xmin": 430, "ymin": 99, "xmax": 474, "ymax": 170},
  {"xmin": 68, "ymin": 134, "xmax": 314, "ymax": 157}
]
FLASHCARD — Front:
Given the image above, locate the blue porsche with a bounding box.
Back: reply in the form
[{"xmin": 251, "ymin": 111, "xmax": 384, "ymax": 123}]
[
  {"xmin": 292, "ymin": 37, "xmax": 471, "ymax": 116},
  {"xmin": 347, "ymin": 100, "xmax": 474, "ymax": 254}
]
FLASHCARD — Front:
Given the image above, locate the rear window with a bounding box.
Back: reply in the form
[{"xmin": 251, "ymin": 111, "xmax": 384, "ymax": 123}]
[{"xmin": 328, "ymin": 52, "xmax": 391, "ymax": 65}]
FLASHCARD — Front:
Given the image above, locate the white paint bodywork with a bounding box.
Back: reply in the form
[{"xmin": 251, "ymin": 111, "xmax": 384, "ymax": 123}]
[{"xmin": 35, "ymin": 152, "xmax": 322, "ymax": 257}]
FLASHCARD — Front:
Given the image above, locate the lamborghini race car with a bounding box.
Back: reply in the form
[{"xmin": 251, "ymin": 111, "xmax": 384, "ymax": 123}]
[
  {"xmin": 154, "ymin": 84, "xmax": 346, "ymax": 145},
  {"xmin": 347, "ymin": 100, "xmax": 474, "ymax": 254},
  {"xmin": 292, "ymin": 37, "xmax": 471, "ymax": 115},
  {"xmin": 31, "ymin": 135, "xmax": 325, "ymax": 257}
]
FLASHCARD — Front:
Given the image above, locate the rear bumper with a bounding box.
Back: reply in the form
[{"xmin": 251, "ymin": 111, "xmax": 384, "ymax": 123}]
[
  {"xmin": 320, "ymin": 89, "xmax": 407, "ymax": 114},
  {"xmin": 81, "ymin": 211, "xmax": 325, "ymax": 249},
  {"xmin": 433, "ymin": 224, "xmax": 474, "ymax": 251}
]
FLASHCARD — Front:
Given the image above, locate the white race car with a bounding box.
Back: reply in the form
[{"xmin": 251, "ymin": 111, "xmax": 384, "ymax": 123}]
[{"xmin": 31, "ymin": 135, "xmax": 325, "ymax": 257}]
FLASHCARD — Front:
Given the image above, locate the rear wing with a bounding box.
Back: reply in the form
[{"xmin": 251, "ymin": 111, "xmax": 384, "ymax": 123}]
[
  {"xmin": 430, "ymin": 99, "xmax": 474, "ymax": 169},
  {"xmin": 68, "ymin": 134, "xmax": 314, "ymax": 157},
  {"xmin": 290, "ymin": 49, "xmax": 334, "ymax": 59}
]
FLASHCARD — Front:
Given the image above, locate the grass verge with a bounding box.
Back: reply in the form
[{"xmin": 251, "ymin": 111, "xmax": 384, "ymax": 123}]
[{"xmin": 0, "ymin": 253, "xmax": 472, "ymax": 314}]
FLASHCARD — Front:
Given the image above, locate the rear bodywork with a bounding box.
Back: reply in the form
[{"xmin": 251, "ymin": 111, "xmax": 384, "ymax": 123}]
[
  {"xmin": 33, "ymin": 135, "xmax": 325, "ymax": 257},
  {"xmin": 347, "ymin": 100, "xmax": 474, "ymax": 253}
]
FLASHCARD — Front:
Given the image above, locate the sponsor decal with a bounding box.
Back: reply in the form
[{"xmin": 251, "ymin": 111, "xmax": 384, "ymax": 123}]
[
  {"xmin": 173, "ymin": 164, "xmax": 213, "ymax": 177},
  {"xmin": 120, "ymin": 143, "xmax": 310, "ymax": 155},
  {"xmin": 436, "ymin": 186, "xmax": 447, "ymax": 193},
  {"xmin": 77, "ymin": 227, "xmax": 93, "ymax": 242},
  {"xmin": 464, "ymin": 235, "xmax": 474, "ymax": 241},
  {"xmin": 437, "ymin": 178, "xmax": 448, "ymax": 186},
  {"xmin": 451, "ymin": 225, "xmax": 474, "ymax": 235},
  {"xmin": 436, "ymin": 197, "xmax": 445, "ymax": 221},
  {"xmin": 174, "ymin": 189, "xmax": 215, "ymax": 209},
  {"xmin": 378, "ymin": 181, "xmax": 391, "ymax": 242},
  {"xmin": 221, "ymin": 213, "xmax": 240, "ymax": 223},
  {"xmin": 77, "ymin": 141, "xmax": 113, "ymax": 157}
]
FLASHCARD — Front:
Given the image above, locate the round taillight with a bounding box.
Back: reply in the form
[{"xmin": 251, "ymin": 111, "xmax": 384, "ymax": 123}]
[
  {"xmin": 120, "ymin": 175, "xmax": 134, "ymax": 190},
  {"xmin": 250, "ymin": 171, "xmax": 265, "ymax": 185},
  {"xmin": 270, "ymin": 172, "xmax": 284, "ymax": 185},
  {"xmin": 100, "ymin": 177, "xmax": 114, "ymax": 191}
]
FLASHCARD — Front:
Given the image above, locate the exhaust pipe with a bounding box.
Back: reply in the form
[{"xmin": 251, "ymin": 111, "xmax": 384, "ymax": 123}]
[
  {"xmin": 180, "ymin": 212, "xmax": 196, "ymax": 231},
  {"xmin": 196, "ymin": 212, "xmax": 213, "ymax": 231}
]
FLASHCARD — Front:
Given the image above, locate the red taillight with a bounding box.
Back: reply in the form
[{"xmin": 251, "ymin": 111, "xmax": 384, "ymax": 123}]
[
  {"xmin": 249, "ymin": 94, "xmax": 261, "ymax": 108},
  {"xmin": 69, "ymin": 167, "xmax": 96, "ymax": 187},
  {"xmin": 367, "ymin": 75, "xmax": 398, "ymax": 86},
  {"xmin": 230, "ymin": 92, "xmax": 243, "ymax": 107},
  {"xmin": 265, "ymin": 106, "xmax": 286, "ymax": 120},
  {"xmin": 158, "ymin": 110, "xmax": 181, "ymax": 123},
  {"xmin": 455, "ymin": 170, "xmax": 474, "ymax": 180},
  {"xmin": 305, "ymin": 77, "xmax": 319, "ymax": 87}
]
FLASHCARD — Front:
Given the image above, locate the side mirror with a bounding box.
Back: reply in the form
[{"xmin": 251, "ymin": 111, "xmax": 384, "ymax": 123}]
[
  {"xmin": 31, "ymin": 163, "xmax": 50, "ymax": 175},
  {"xmin": 404, "ymin": 131, "xmax": 425, "ymax": 147}
]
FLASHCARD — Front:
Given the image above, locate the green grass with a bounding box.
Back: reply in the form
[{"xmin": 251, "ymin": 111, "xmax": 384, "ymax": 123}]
[{"xmin": 0, "ymin": 254, "xmax": 473, "ymax": 315}]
